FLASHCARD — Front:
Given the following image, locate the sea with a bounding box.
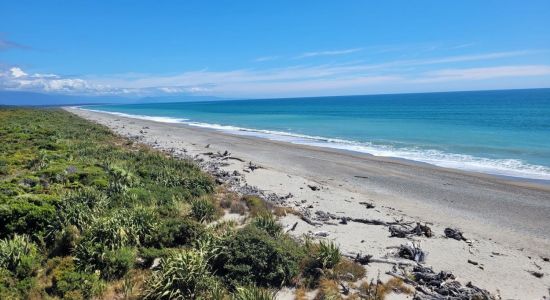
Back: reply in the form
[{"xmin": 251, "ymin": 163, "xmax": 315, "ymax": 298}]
[{"xmin": 83, "ymin": 88, "xmax": 550, "ymax": 181}]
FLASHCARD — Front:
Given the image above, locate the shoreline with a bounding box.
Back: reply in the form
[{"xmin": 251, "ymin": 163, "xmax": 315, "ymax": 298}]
[
  {"xmin": 66, "ymin": 107, "xmax": 550, "ymax": 299},
  {"xmin": 73, "ymin": 106, "xmax": 550, "ymax": 184}
]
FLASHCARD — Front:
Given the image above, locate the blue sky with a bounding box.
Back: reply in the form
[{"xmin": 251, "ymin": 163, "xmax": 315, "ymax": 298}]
[{"xmin": 1, "ymin": 1, "xmax": 549, "ymax": 99}]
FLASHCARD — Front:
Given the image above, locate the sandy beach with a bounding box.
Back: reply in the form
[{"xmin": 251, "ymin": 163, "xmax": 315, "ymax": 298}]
[{"xmin": 67, "ymin": 107, "xmax": 550, "ymax": 299}]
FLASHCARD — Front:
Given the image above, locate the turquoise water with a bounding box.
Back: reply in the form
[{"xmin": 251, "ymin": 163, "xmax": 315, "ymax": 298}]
[{"xmin": 85, "ymin": 89, "xmax": 550, "ymax": 180}]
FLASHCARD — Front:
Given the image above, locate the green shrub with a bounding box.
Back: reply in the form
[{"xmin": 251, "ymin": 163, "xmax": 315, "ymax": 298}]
[
  {"xmin": 0, "ymin": 268, "xmax": 37, "ymax": 300},
  {"xmin": 300, "ymin": 240, "xmax": 341, "ymax": 287},
  {"xmin": 146, "ymin": 217, "xmax": 205, "ymax": 248},
  {"xmin": 46, "ymin": 187, "xmax": 107, "ymax": 246},
  {"xmin": 201, "ymin": 279, "xmax": 228, "ymax": 300},
  {"xmin": 0, "ymin": 235, "xmax": 41, "ymax": 278},
  {"xmin": 0, "ymin": 159, "xmax": 8, "ymax": 176},
  {"xmin": 216, "ymin": 226, "xmax": 301, "ymax": 288},
  {"xmin": 182, "ymin": 174, "xmax": 214, "ymax": 197},
  {"xmin": 106, "ymin": 164, "xmax": 136, "ymax": 197},
  {"xmin": 0, "ymin": 195, "xmax": 56, "ymax": 239},
  {"xmin": 78, "ymin": 206, "xmax": 156, "ymax": 250},
  {"xmin": 101, "ymin": 247, "xmax": 136, "ymax": 280},
  {"xmin": 0, "ymin": 269, "xmax": 21, "ymax": 299},
  {"xmin": 251, "ymin": 214, "xmax": 282, "ymax": 237},
  {"xmin": 144, "ymin": 249, "xmax": 212, "ymax": 299},
  {"xmin": 333, "ymin": 258, "xmax": 366, "ymax": 282},
  {"xmin": 317, "ymin": 241, "xmax": 341, "ymax": 269},
  {"xmin": 49, "ymin": 224, "xmax": 81, "ymax": 256},
  {"xmin": 191, "ymin": 197, "xmax": 217, "ymax": 223},
  {"xmin": 75, "ymin": 242, "xmax": 136, "ymax": 280},
  {"xmin": 137, "ymin": 247, "xmax": 173, "ymax": 268},
  {"xmin": 232, "ymin": 286, "xmax": 276, "ymax": 300},
  {"xmin": 63, "ymin": 187, "xmax": 108, "ymax": 211},
  {"xmin": 48, "ymin": 257, "xmax": 104, "ymax": 299},
  {"xmin": 241, "ymin": 195, "xmax": 270, "ymax": 216}
]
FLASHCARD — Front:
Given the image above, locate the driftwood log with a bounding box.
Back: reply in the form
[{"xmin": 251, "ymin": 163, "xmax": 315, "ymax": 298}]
[
  {"xmin": 390, "ymin": 222, "xmax": 433, "ymax": 238},
  {"xmin": 246, "ymin": 161, "xmax": 262, "ymax": 171},
  {"xmin": 386, "ymin": 265, "xmax": 495, "ymax": 300},
  {"xmin": 398, "ymin": 243, "xmax": 426, "ymax": 263},
  {"xmin": 444, "ymin": 227, "xmax": 466, "ymax": 241}
]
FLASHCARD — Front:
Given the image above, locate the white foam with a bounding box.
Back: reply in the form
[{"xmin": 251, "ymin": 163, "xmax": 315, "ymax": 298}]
[
  {"xmin": 77, "ymin": 107, "xmax": 188, "ymax": 124},
  {"xmin": 79, "ymin": 107, "xmax": 550, "ymax": 181}
]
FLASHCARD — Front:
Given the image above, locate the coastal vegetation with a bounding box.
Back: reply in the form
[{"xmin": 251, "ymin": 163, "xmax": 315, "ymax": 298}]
[{"xmin": 0, "ymin": 108, "xmax": 378, "ymax": 299}]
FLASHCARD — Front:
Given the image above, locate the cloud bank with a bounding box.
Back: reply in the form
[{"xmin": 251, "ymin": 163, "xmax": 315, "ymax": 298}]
[{"xmin": 1, "ymin": 50, "xmax": 550, "ymax": 98}]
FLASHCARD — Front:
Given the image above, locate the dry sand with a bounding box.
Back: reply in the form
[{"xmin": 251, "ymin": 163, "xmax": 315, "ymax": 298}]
[{"xmin": 67, "ymin": 107, "xmax": 550, "ymax": 299}]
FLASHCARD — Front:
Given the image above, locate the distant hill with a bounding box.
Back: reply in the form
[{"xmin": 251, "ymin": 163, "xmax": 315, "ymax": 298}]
[{"xmin": 0, "ymin": 91, "xmax": 226, "ymax": 106}]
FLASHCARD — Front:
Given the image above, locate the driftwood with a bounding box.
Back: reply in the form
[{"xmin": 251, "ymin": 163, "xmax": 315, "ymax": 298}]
[
  {"xmin": 444, "ymin": 227, "xmax": 466, "ymax": 241},
  {"xmin": 358, "ymin": 201, "xmax": 375, "ymax": 209},
  {"xmin": 528, "ymin": 270, "xmax": 544, "ymax": 278},
  {"xmin": 343, "ymin": 253, "xmax": 419, "ymax": 267},
  {"xmin": 390, "ymin": 222, "xmax": 433, "ymax": 238},
  {"xmin": 307, "ymin": 184, "xmax": 320, "ymax": 191},
  {"xmin": 347, "ymin": 217, "xmax": 412, "ymax": 227},
  {"xmin": 285, "ymin": 222, "xmax": 298, "ymax": 233},
  {"xmin": 392, "ymin": 242, "xmax": 426, "ymax": 263},
  {"xmin": 202, "ymin": 150, "xmax": 232, "ymax": 159},
  {"xmin": 386, "ymin": 265, "xmax": 495, "ymax": 300},
  {"xmin": 339, "ymin": 282, "xmax": 350, "ymax": 295},
  {"xmin": 386, "ymin": 271, "xmax": 417, "ymax": 286},
  {"xmin": 223, "ymin": 156, "xmax": 245, "ymax": 162},
  {"xmin": 370, "ymin": 258, "xmax": 419, "ymax": 266},
  {"xmin": 300, "ymin": 215, "xmax": 322, "ymax": 226},
  {"xmin": 246, "ymin": 161, "xmax": 262, "ymax": 171},
  {"xmin": 353, "ymin": 253, "xmax": 372, "ymax": 265},
  {"xmin": 347, "ymin": 217, "xmax": 389, "ymax": 226}
]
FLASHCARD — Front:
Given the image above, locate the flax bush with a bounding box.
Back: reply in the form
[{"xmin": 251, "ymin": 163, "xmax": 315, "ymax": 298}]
[
  {"xmin": 191, "ymin": 197, "xmax": 217, "ymax": 223},
  {"xmin": 232, "ymin": 286, "xmax": 276, "ymax": 300},
  {"xmin": 143, "ymin": 249, "xmax": 212, "ymax": 299},
  {"xmin": 251, "ymin": 213, "xmax": 282, "ymax": 237},
  {"xmin": 0, "ymin": 235, "xmax": 41, "ymax": 278}
]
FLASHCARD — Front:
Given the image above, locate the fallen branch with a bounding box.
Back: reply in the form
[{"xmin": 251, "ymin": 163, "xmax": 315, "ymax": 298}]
[
  {"xmin": 386, "ymin": 271, "xmax": 417, "ymax": 286},
  {"xmin": 223, "ymin": 156, "xmax": 245, "ymax": 162},
  {"xmin": 300, "ymin": 215, "xmax": 322, "ymax": 226},
  {"xmin": 444, "ymin": 227, "xmax": 466, "ymax": 241}
]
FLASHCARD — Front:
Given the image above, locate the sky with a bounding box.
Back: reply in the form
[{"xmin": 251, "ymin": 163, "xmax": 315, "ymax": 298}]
[{"xmin": 1, "ymin": 1, "xmax": 550, "ymax": 101}]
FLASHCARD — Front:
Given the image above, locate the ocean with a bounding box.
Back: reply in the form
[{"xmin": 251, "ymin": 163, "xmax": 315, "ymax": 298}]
[{"xmin": 84, "ymin": 88, "xmax": 550, "ymax": 181}]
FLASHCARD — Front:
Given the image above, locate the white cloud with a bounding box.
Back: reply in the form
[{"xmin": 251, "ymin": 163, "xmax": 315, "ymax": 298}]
[
  {"xmin": 1, "ymin": 67, "xmax": 112, "ymax": 94},
  {"xmin": 254, "ymin": 56, "xmax": 279, "ymax": 62},
  {"xmin": 1, "ymin": 50, "xmax": 549, "ymax": 98},
  {"xmin": 0, "ymin": 66, "xmax": 212, "ymax": 96},
  {"xmin": 10, "ymin": 67, "xmax": 27, "ymax": 78},
  {"xmin": 415, "ymin": 65, "xmax": 550, "ymax": 83},
  {"xmin": 296, "ymin": 48, "xmax": 363, "ymax": 59}
]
